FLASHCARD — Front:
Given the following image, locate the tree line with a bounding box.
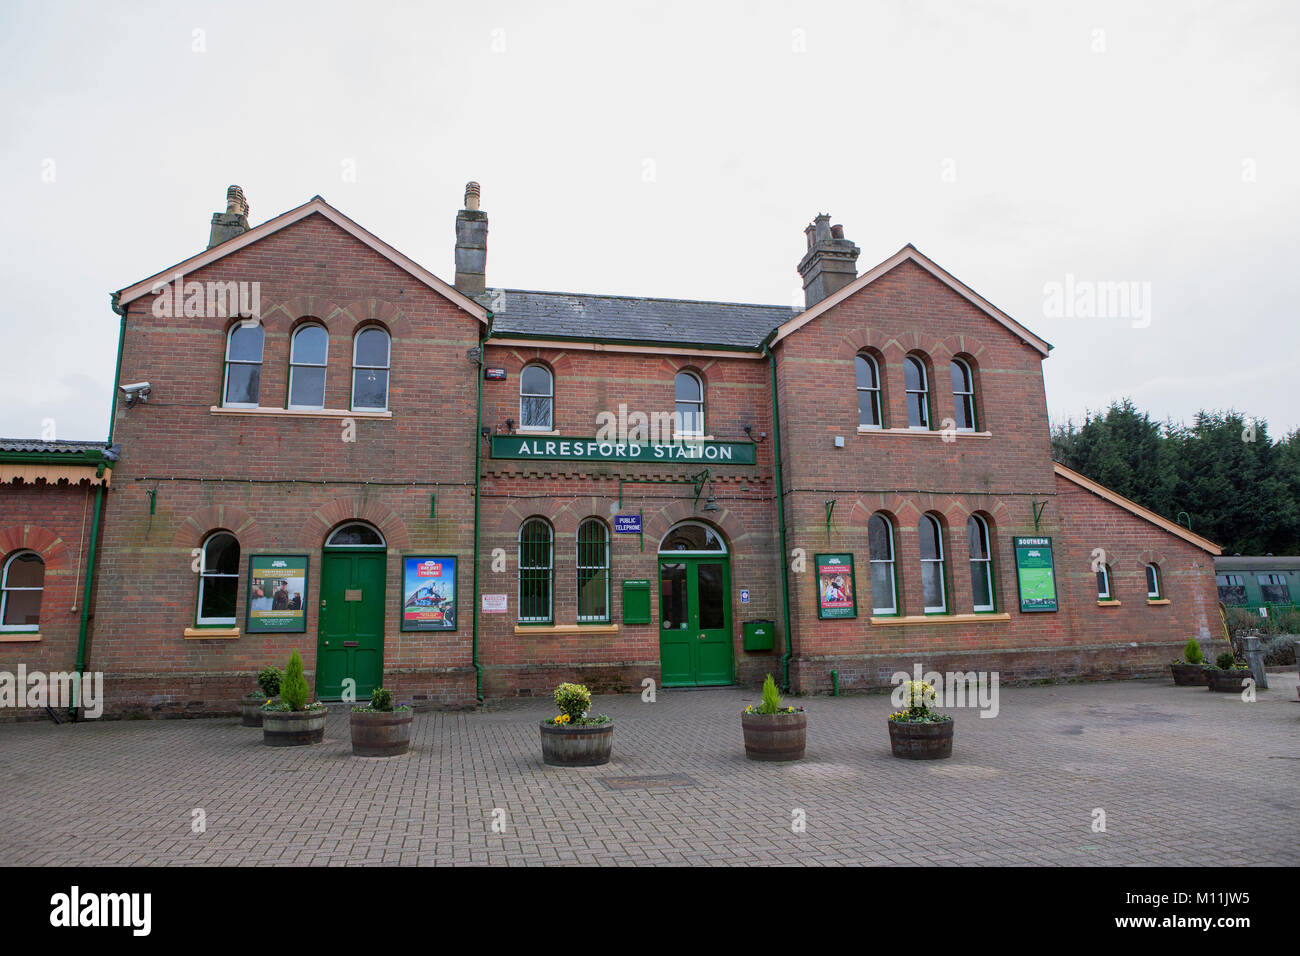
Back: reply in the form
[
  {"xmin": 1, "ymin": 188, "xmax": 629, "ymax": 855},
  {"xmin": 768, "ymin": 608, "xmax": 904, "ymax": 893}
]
[{"xmin": 1051, "ymin": 399, "xmax": 1300, "ymax": 556}]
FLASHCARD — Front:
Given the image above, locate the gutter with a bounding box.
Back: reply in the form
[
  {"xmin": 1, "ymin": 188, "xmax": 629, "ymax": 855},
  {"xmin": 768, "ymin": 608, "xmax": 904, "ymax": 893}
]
[
  {"xmin": 470, "ymin": 317, "xmax": 492, "ymax": 703},
  {"xmin": 762, "ymin": 337, "xmax": 796, "ymax": 693}
]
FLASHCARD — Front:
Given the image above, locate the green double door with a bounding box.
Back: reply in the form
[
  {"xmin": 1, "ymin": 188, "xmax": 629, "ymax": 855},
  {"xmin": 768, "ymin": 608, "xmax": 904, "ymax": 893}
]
[
  {"xmin": 658, "ymin": 558, "xmax": 734, "ymax": 687},
  {"xmin": 317, "ymin": 548, "xmax": 386, "ymax": 701}
]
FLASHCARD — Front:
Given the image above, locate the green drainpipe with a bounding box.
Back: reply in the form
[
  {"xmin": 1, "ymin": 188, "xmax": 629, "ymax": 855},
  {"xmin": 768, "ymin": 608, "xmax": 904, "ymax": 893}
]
[
  {"xmin": 470, "ymin": 330, "xmax": 486, "ymax": 702},
  {"xmin": 764, "ymin": 341, "xmax": 795, "ymax": 694},
  {"xmin": 107, "ymin": 293, "xmax": 127, "ymax": 444}
]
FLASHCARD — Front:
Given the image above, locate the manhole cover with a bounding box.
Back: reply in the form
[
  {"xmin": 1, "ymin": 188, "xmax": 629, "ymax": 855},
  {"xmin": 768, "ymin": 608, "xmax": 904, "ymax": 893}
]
[{"xmin": 599, "ymin": 773, "xmax": 699, "ymax": 791}]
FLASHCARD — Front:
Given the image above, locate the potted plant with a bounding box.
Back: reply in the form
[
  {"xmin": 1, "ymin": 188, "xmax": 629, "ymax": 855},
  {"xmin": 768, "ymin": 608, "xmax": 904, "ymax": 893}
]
[
  {"xmin": 1169, "ymin": 638, "xmax": 1209, "ymax": 686},
  {"xmin": 741, "ymin": 673, "xmax": 806, "ymax": 761},
  {"xmin": 1205, "ymin": 651, "xmax": 1252, "ymax": 693},
  {"xmin": 539, "ymin": 682, "xmax": 612, "ymax": 766},
  {"xmin": 240, "ymin": 666, "xmax": 283, "ymax": 726},
  {"xmin": 888, "ymin": 679, "xmax": 954, "ymax": 760},
  {"xmin": 350, "ymin": 686, "xmax": 413, "ymax": 757},
  {"xmin": 262, "ymin": 649, "xmax": 326, "ymax": 746}
]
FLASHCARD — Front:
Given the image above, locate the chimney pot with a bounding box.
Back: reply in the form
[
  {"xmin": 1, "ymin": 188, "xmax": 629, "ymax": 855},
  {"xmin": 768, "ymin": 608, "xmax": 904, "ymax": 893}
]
[
  {"xmin": 464, "ymin": 181, "xmax": 481, "ymax": 211},
  {"xmin": 830, "ymin": 224, "xmax": 844, "ymax": 240},
  {"xmin": 208, "ymin": 184, "xmax": 251, "ymax": 248},
  {"xmin": 796, "ymin": 213, "xmax": 859, "ymax": 308},
  {"xmin": 455, "ymin": 181, "xmax": 488, "ymax": 295}
]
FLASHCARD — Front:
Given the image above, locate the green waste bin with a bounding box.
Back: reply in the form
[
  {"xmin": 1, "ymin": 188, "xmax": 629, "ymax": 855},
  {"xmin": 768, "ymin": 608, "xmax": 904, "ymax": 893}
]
[{"xmin": 743, "ymin": 619, "xmax": 774, "ymax": 652}]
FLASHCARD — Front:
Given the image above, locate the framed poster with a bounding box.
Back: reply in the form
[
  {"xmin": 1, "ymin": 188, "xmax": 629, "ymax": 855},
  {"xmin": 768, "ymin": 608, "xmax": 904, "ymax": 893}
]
[
  {"xmin": 815, "ymin": 553, "xmax": 857, "ymax": 619},
  {"xmin": 400, "ymin": 555, "xmax": 457, "ymax": 631},
  {"xmin": 246, "ymin": 554, "xmax": 309, "ymax": 633},
  {"xmin": 1013, "ymin": 536, "xmax": 1058, "ymax": 612}
]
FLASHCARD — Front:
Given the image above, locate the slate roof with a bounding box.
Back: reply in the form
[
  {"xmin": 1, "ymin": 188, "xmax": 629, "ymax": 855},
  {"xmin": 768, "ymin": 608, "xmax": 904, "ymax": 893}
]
[
  {"xmin": 486, "ymin": 289, "xmax": 796, "ymax": 349},
  {"xmin": 0, "ymin": 439, "xmax": 120, "ymax": 460}
]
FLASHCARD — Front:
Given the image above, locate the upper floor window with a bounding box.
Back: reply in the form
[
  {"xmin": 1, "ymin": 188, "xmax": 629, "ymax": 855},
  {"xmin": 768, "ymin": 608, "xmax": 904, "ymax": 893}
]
[
  {"xmin": 867, "ymin": 513, "xmax": 897, "ymax": 615},
  {"xmin": 856, "ymin": 354, "xmax": 882, "ymax": 428},
  {"xmin": 223, "ymin": 323, "xmax": 264, "ymax": 407},
  {"xmin": 904, "ymin": 356, "xmax": 930, "ymax": 429},
  {"xmin": 1145, "ymin": 563, "xmax": 1163, "ymax": 600},
  {"xmin": 197, "ymin": 532, "xmax": 239, "ymax": 626},
  {"xmin": 966, "ymin": 514, "xmax": 994, "ymax": 611},
  {"xmin": 1, "ymin": 551, "xmax": 45, "ymax": 631},
  {"xmin": 919, "ymin": 513, "xmax": 947, "ymax": 613},
  {"xmin": 1097, "ymin": 564, "xmax": 1113, "ymax": 600},
  {"xmin": 951, "ymin": 359, "xmax": 977, "ymax": 431},
  {"xmin": 520, "ymin": 364, "xmax": 554, "ymax": 431},
  {"xmin": 1215, "ymin": 573, "xmax": 1246, "ymax": 605},
  {"xmin": 519, "ymin": 518, "xmax": 553, "ymax": 623},
  {"xmin": 675, "ymin": 371, "xmax": 705, "ymax": 436},
  {"xmin": 289, "ymin": 324, "xmax": 329, "ymax": 409},
  {"xmin": 1258, "ymin": 573, "xmax": 1291, "ymax": 604},
  {"xmin": 352, "ymin": 327, "xmax": 390, "ymax": 411},
  {"xmin": 576, "ymin": 518, "xmax": 611, "ymax": 623}
]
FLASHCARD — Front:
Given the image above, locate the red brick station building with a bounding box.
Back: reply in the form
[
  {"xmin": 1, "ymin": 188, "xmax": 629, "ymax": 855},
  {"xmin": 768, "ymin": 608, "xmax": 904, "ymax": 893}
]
[{"xmin": 1, "ymin": 183, "xmax": 1225, "ymax": 717}]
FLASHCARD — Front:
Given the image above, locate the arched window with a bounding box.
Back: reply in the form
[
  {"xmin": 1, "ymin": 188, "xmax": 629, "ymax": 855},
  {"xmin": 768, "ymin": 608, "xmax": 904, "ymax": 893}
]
[
  {"xmin": 197, "ymin": 532, "xmax": 239, "ymax": 626},
  {"xmin": 223, "ymin": 323, "xmax": 264, "ymax": 407},
  {"xmin": 867, "ymin": 513, "xmax": 897, "ymax": 615},
  {"xmin": 1146, "ymin": 563, "xmax": 1162, "ymax": 600},
  {"xmin": 675, "ymin": 371, "xmax": 705, "ymax": 436},
  {"xmin": 352, "ymin": 327, "xmax": 390, "ymax": 411},
  {"xmin": 519, "ymin": 518, "xmax": 553, "ymax": 623},
  {"xmin": 520, "ymin": 364, "xmax": 554, "ymax": 431},
  {"xmin": 967, "ymin": 514, "xmax": 994, "ymax": 612},
  {"xmin": 951, "ymin": 359, "xmax": 977, "ymax": 431},
  {"xmin": 658, "ymin": 521, "xmax": 727, "ymax": 554},
  {"xmin": 576, "ymin": 518, "xmax": 610, "ymax": 623},
  {"xmin": 904, "ymin": 356, "xmax": 930, "ymax": 429},
  {"xmin": 325, "ymin": 522, "xmax": 386, "ymax": 547},
  {"xmin": 856, "ymin": 354, "xmax": 882, "ymax": 428},
  {"xmin": 1, "ymin": 551, "xmax": 45, "ymax": 631},
  {"xmin": 289, "ymin": 323, "xmax": 329, "ymax": 409},
  {"xmin": 1097, "ymin": 564, "xmax": 1113, "ymax": 600},
  {"xmin": 919, "ymin": 514, "xmax": 947, "ymax": 613}
]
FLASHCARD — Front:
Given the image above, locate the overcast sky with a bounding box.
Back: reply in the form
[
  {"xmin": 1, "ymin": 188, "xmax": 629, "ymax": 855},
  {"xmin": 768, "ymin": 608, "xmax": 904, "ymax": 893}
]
[{"xmin": 2, "ymin": 0, "xmax": 1296, "ymax": 443}]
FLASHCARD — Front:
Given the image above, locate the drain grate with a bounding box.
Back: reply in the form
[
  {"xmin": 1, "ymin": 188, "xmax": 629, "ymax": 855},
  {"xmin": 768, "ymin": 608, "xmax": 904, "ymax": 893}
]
[{"xmin": 598, "ymin": 773, "xmax": 699, "ymax": 791}]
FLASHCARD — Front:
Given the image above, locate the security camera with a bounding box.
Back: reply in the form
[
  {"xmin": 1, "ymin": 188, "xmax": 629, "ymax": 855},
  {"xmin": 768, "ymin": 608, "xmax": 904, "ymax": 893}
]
[{"xmin": 119, "ymin": 382, "xmax": 151, "ymax": 407}]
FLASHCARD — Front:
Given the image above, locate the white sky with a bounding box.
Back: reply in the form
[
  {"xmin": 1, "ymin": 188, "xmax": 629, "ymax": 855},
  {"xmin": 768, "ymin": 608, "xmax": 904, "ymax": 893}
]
[{"xmin": 2, "ymin": 0, "xmax": 1296, "ymax": 442}]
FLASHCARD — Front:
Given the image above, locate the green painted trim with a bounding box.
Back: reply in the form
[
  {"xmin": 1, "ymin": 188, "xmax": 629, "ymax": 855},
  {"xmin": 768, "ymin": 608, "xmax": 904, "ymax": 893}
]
[
  {"xmin": 764, "ymin": 344, "xmax": 795, "ymax": 694},
  {"xmin": 471, "ymin": 332, "xmax": 485, "ymax": 702},
  {"xmin": 70, "ymin": 483, "xmax": 103, "ymax": 719},
  {"xmin": 108, "ymin": 292, "xmax": 127, "ymax": 444},
  {"xmin": 0, "ymin": 449, "xmax": 113, "ymax": 468}
]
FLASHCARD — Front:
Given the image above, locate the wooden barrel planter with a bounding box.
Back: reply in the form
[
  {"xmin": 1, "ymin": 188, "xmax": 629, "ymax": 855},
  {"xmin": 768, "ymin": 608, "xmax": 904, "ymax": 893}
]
[
  {"xmin": 540, "ymin": 721, "xmax": 613, "ymax": 766},
  {"xmin": 240, "ymin": 696, "xmax": 266, "ymax": 727},
  {"xmin": 1206, "ymin": 669, "xmax": 1250, "ymax": 693},
  {"xmin": 351, "ymin": 710, "xmax": 414, "ymax": 757},
  {"xmin": 888, "ymin": 718, "xmax": 954, "ymax": 760},
  {"xmin": 1169, "ymin": 663, "xmax": 1208, "ymax": 687},
  {"xmin": 262, "ymin": 709, "xmax": 326, "ymax": 746},
  {"xmin": 741, "ymin": 711, "xmax": 807, "ymax": 761}
]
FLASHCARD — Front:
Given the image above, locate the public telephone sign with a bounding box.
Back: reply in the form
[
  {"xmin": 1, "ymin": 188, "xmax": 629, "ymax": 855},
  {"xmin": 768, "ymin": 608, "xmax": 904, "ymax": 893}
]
[{"xmin": 614, "ymin": 514, "xmax": 642, "ymax": 533}]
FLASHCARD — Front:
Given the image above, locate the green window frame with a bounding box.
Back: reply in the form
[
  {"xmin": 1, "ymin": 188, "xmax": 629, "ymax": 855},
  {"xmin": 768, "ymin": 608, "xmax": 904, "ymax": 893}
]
[
  {"xmin": 919, "ymin": 513, "xmax": 947, "ymax": 613},
  {"xmin": 576, "ymin": 518, "xmax": 610, "ymax": 623},
  {"xmin": 1145, "ymin": 563, "xmax": 1162, "ymax": 599},
  {"xmin": 519, "ymin": 518, "xmax": 553, "ymax": 624},
  {"xmin": 951, "ymin": 358, "xmax": 978, "ymax": 431}
]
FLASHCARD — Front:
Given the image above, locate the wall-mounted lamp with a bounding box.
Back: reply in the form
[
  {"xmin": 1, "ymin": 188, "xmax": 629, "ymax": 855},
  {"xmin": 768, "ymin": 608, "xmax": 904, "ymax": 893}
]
[
  {"xmin": 505, "ymin": 418, "xmax": 515, "ymax": 434},
  {"xmin": 466, "ymin": 347, "xmax": 482, "ymax": 363},
  {"xmin": 743, "ymin": 425, "xmax": 767, "ymax": 443}
]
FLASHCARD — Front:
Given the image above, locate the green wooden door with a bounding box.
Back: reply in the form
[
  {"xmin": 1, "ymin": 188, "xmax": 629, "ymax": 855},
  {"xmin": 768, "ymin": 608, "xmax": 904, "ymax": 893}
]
[
  {"xmin": 317, "ymin": 549, "xmax": 386, "ymax": 700},
  {"xmin": 658, "ymin": 558, "xmax": 733, "ymax": 687}
]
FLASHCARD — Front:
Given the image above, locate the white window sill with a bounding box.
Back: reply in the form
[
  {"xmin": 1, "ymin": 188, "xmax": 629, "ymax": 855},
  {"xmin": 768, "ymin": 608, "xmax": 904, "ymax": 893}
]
[
  {"xmin": 870, "ymin": 613, "xmax": 1011, "ymax": 626},
  {"xmin": 0, "ymin": 631, "xmax": 41, "ymax": 642},
  {"xmin": 184, "ymin": 627, "xmax": 241, "ymax": 639},
  {"xmin": 858, "ymin": 427, "xmax": 992, "ymax": 438},
  {"xmin": 210, "ymin": 406, "xmax": 391, "ymax": 420},
  {"xmin": 513, "ymin": 623, "xmax": 620, "ymax": 635}
]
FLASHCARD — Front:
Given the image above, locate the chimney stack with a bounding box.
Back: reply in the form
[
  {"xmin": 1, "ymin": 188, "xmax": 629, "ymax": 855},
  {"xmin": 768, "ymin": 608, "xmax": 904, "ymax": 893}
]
[
  {"xmin": 796, "ymin": 213, "xmax": 859, "ymax": 307},
  {"xmin": 208, "ymin": 185, "xmax": 250, "ymax": 248},
  {"xmin": 455, "ymin": 181, "xmax": 488, "ymax": 295}
]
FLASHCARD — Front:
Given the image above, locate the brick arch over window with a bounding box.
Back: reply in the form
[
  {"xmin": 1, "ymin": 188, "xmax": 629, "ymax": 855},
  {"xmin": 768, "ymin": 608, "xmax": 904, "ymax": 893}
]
[
  {"xmin": 260, "ymin": 296, "xmax": 413, "ymax": 339},
  {"xmin": 0, "ymin": 525, "xmax": 70, "ymax": 569},
  {"xmin": 1137, "ymin": 548, "xmax": 1169, "ymax": 568},
  {"xmin": 174, "ymin": 505, "xmax": 263, "ymax": 548},
  {"xmin": 643, "ymin": 500, "xmax": 734, "ymax": 546},
  {"xmin": 491, "ymin": 499, "xmax": 579, "ymax": 536},
  {"xmin": 307, "ymin": 497, "xmax": 409, "ymax": 550},
  {"xmin": 935, "ymin": 333, "xmax": 990, "ymax": 363},
  {"xmin": 839, "ymin": 327, "xmax": 888, "ymax": 355}
]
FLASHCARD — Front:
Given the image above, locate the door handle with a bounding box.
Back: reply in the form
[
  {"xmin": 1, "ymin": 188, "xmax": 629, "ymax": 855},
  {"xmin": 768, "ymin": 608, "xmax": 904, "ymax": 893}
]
[
  {"xmin": 698, "ymin": 633, "xmax": 706, "ymax": 640},
  {"xmin": 324, "ymin": 641, "xmax": 329, "ymax": 646}
]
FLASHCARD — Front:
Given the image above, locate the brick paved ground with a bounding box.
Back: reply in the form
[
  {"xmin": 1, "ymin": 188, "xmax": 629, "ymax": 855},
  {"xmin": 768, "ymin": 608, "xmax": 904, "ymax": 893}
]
[{"xmin": 2, "ymin": 674, "xmax": 1297, "ymax": 866}]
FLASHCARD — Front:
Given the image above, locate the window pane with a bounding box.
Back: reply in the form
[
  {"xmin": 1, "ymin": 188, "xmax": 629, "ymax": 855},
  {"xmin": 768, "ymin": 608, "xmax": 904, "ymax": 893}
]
[
  {"xmin": 966, "ymin": 517, "xmax": 988, "ymax": 559},
  {"xmin": 521, "ymin": 395, "xmax": 553, "ymax": 429},
  {"xmin": 199, "ymin": 577, "xmax": 237, "ymax": 621},
  {"xmin": 855, "ymin": 355, "xmax": 877, "ymax": 389},
  {"xmin": 918, "ymin": 517, "xmax": 941, "ymax": 560},
  {"xmin": 354, "ymin": 328, "xmax": 389, "ymax": 367},
  {"xmin": 328, "ymin": 523, "xmax": 384, "ymax": 546},
  {"xmin": 904, "ymin": 358, "xmax": 923, "ymax": 391},
  {"xmin": 291, "ymin": 325, "xmax": 328, "ymax": 364},
  {"xmin": 2, "ymin": 588, "xmax": 42, "ymax": 626},
  {"xmin": 1258, "ymin": 574, "xmax": 1290, "ymax": 603},
  {"xmin": 660, "ymin": 562, "xmax": 688, "ymax": 629},
  {"xmin": 868, "ymin": 516, "xmax": 891, "ymax": 561},
  {"xmin": 225, "ymin": 364, "xmax": 261, "ymax": 406},
  {"xmin": 1146, "ymin": 565, "xmax": 1158, "ymax": 595},
  {"xmin": 950, "ymin": 360, "xmax": 970, "ymax": 393},
  {"xmin": 922, "ymin": 563, "xmax": 945, "ymax": 611},
  {"xmin": 1097, "ymin": 569, "xmax": 1109, "ymax": 598},
  {"xmin": 676, "ymin": 402, "xmax": 702, "ymax": 434},
  {"xmin": 697, "ymin": 562, "xmax": 724, "ymax": 630},
  {"xmin": 353, "ymin": 368, "xmax": 389, "ymax": 409},
  {"xmin": 675, "ymin": 373, "xmax": 701, "ymax": 402},
  {"xmin": 227, "ymin": 325, "xmax": 264, "ymax": 362},
  {"xmin": 971, "ymin": 561, "xmax": 992, "ymax": 610},
  {"xmin": 5, "ymin": 553, "xmax": 45, "ymax": 588},
  {"xmin": 955, "ymin": 394, "xmax": 974, "ymax": 430},
  {"xmin": 204, "ymin": 534, "xmax": 239, "ymax": 575},
  {"xmin": 521, "ymin": 365, "xmax": 552, "ymax": 396},
  {"xmin": 870, "ymin": 561, "xmax": 895, "ymax": 614},
  {"xmin": 858, "ymin": 391, "xmax": 879, "ymax": 427},
  {"xmin": 908, "ymin": 393, "xmax": 928, "ymax": 428},
  {"xmin": 290, "ymin": 366, "xmax": 326, "ymax": 407},
  {"xmin": 519, "ymin": 521, "xmax": 552, "ymax": 622},
  {"xmin": 660, "ymin": 524, "xmax": 724, "ymax": 552}
]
